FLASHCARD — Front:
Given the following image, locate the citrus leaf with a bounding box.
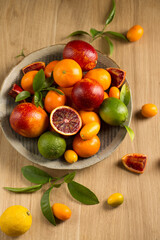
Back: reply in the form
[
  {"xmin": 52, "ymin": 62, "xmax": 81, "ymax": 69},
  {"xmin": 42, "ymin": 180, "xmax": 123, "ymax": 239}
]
[
  {"xmin": 52, "ymin": 183, "xmax": 62, "ymax": 188},
  {"xmin": 90, "ymin": 28, "xmax": 102, "ymax": 38},
  {"xmin": 66, "ymin": 30, "xmax": 90, "ymax": 38},
  {"xmin": 15, "ymin": 91, "xmax": 31, "ymax": 102},
  {"xmin": 123, "ymin": 125, "xmax": 135, "ymax": 141},
  {"xmin": 33, "ymin": 69, "xmax": 45, "ymax": 92},
  {"xmin": 105, "ymin": 0, "xmax": 116, "ymax": 26},
  {"xmin": 104, "ymin": 31, "xmax": 128, "ymax": 41},
  {"xmin": 4, "ymin": 184, "xmax": 42, "ymax": 193},
  {"xmin": 64, "ymin": 172, "xmax": 76, "ymax": 183},
  {"xmin": 44, "ymin": 87, "xmax": 64, "ymax": 95},
  {"xmin": 21, "ymin": 166, "xmax": 53, "ymax": 184},
  {"xmin": 42, "ymin": 72, "xmax": 54, "ymax": 89},
  {"xmin": 41, "ymin": 186, "xmax": 56, "ymax": 225},
  {"xmin": 103, "ymin": 36, "xmax": 114, "ymax": 55},
  {"xmin": 120, "ymin": 83, "xmax": 130, "ymax": 106},
  {"xmin": 68, "ymin": 181, "xmax": 99, "ymax": 205}
]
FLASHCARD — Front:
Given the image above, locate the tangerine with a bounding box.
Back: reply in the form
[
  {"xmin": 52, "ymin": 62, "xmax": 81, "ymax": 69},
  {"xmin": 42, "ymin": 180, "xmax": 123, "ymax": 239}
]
[
  {"xmin": 79, "ymin": 110, "xmax": 101, "ymax": 126},
  {"xmin": 53, "ymin": 59, "xmax": 82, "ymax": 88},
  {"xmin": 21, "ymin": 71, "xmax": 38, "ymax": 94},
  {"xmin": 44, "ymin": 90, "xmax": 66, "ymax": 113},
  {"xmin": 109, "ymin": 86, "xmax": 120, "ymax": 99},
  {"xmin": 44, "ymin": 60, "xmax": 59, "ymax": 78},
  {"xmin": 73, "ymin": 134, "xmax": 100, "ymax": 158},
  {"xmin": 85, "ymin": 68, "xmax": 111, "ymax": 90},
  {"xmin": 127, "ymin": 25, "xmax": 144, "ymax": 42}
]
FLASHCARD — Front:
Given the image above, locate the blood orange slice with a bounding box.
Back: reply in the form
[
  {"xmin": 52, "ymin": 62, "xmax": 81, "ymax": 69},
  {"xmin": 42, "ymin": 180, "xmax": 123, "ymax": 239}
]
[
  {"xmin": 106, "ymin": 68, "xmax": 126, "ymax": 88},
  {"xmin": 122, "ymin": 153, "xmax": 147, "ymax": 174},
  {"xmin": 50, "ymin": 106, "xmax": 82, "ymax": 136},
  {"xmin": 22, "ymin": 62, "xmax": 45, "ymax": 74}
]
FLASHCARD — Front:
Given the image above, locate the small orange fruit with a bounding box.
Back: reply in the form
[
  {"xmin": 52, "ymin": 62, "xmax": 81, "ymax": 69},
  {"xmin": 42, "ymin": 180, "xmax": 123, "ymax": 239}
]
[
  {"xmin": 141, "ymin": 104, "xmax": 158, "ymax": 118},
  {"xmin": 44, "ymin": 60, "xmax": 59, "ymax": 78},
  {"xmin": 80, "ymin": 122, "xmax": 100, "ymax": 140},
  {"xmin": 53, "ymin": 59, "xmax": 82, "ymax": 88},
  {"xmin": 21, "ymin": 71, "xmax": 38, "ymax": 94},
  {"xmin": 104, "ymin": 92, "xmax": 109, "ymax": 99},
  {"xmin": 44, "ymin": 90, "xmax": 66, "ymax": 113},
  {"xmin": 64, "ymin": 150, "xmax": 78, "ymax": 163},
  {"xmin": 127, "ymin": 25, "xmax": 144, "ymax": 42},
  {"xmin": 73, "ymin": 134, "xmax": 100, "ymax": 158},
  {"xmin": 109, "ymin": 86, "xmax": 120, "ymax": 99},
  {"xmin": 79, "ymin": 110, "xmax": 101, "ymax": 126},
  {"xmin": 52, "ymin": 203, "xmax": 71, "ymax": 221},
  {"xmin": 85, "ymin": 68, "xmax": 111, "ymax": 90}
]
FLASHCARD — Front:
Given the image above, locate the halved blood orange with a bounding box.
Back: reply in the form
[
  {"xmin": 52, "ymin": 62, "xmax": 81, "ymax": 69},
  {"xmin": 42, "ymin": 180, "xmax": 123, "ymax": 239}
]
[
  {"xmin": 50, "ymin": 106, "xmax": 82, "ymax": 136},
  {"xmin": 22, "ymin": 62, "xmax": 45, "ymax": 74},
  {"xmin": 106, "ymin": 68, "xmax": 126, "ymax": 88},
  {"xmin": 122, "ymin": 153, "xmax": 147, "ymax": 174}
]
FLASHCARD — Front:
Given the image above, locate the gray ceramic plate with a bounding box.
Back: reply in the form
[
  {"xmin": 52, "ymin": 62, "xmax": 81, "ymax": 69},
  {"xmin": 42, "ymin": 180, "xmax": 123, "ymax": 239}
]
[{"xmin": 0, "ymin": 44, "xmax": 132, "ymax": 170}]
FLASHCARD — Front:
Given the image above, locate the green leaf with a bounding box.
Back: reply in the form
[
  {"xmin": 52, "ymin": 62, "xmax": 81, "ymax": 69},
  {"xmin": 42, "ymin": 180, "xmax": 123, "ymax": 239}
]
[
  {"xmin": 90, "ymin": 28, "xmax": 102, "ymax": 38},
  {"xmin": 68, "ymin": 181, "xmax": 99, "ymax": 205},
  {"xmin": 4, "ymin": 184, "xmax": 42, "ymax": 193},
  {"xmin": 66, "ymin": 30, "xmax": 90, "ymax": 38},
  {"xmin": 42, "ymin": 72, "xmax": 54, "ymax": 89},
  {"xmin": 123, "ymin": 125, "xmax": 135, "ymax": 141},
  {"xmin": 120, "ymin": 83, "xmax": 130, "ymax": 106},
  {"xmin": 21, "ymin": 166, "xmax": 53, "ymax": 184},
  {"xmin": 41, "ymin": 186, "xmax": 56, "ymax": 225},
  {"xmin": 105, "ymin": 0, "xmax": 116, "ymax": 26},
  {"xmin": 52, "ymin": 183, "xmax": 62, "ymax": 188},
  {"xmin": 15, "ymin": 49, "xmax": 25, "ymax": 58},
  {"xmin": 103, "ymin": 36, "xmax": 114, "ymax": 55},
  {"xmin": 15, "ymin": 91, "xmax": 31, "ymax": 102},
  {"xmin": 44, "ymin": 87, "xmax": 64, "ymax": 95},
  {"xmin": 34, "ymin": 92, "xmax": 43, "ymax": 108},
  {"xmin": 64, "ymin": 172, "xmax": 76, "ymax": 183},
  {"xmin": 104, "ymin": 31, "xmax": 128, "ymax": 41},
  {"xmin": 33, "ymin": 69, "xmax": 45, "ymax": 92}
]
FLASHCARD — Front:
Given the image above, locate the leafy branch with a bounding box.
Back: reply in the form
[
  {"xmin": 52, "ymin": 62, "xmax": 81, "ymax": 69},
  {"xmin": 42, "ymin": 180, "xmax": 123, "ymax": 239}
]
[
  {"xmin": 15, "ymin": 70, "xmax": 64, "ymax": 108},
  {"xmin": 4, "ymin": 165, "xmax": 99, "ymax": 225},
  {"xmin": 66, "ymin": 0, "xmax": 128, "ymax": 55},
  {"xmin": 15, "ymin": 49, "xmax": 26, "ymax": 58}
]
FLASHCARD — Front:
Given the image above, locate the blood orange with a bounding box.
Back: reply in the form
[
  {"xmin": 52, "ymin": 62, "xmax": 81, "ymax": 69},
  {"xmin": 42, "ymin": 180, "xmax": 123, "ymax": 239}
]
[
  {"xmin": 50, "ymin": 106, "xmax": 82, "ymax": 136},
  {"xmin": 22, "ymin": 62, "xmax": 45, "ymax": 74},
  {"xmin": 106, "ymin": 68, "xmax": 126, "ymax": 88},
  {"xmin": 122, "ymin": 153, "xmax": 147, "ymax": 174}
]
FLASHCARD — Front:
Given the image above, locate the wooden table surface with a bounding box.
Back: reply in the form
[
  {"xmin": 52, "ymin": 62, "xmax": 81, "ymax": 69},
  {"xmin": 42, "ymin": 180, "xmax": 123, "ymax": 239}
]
[{"xmin": 0, "ymin": 0, "xmax": 160, "ymax": 239}]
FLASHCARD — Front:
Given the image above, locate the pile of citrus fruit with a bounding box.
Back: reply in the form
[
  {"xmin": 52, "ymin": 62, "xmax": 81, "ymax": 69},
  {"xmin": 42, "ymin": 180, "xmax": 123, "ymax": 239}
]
[{"xmin": 8, "ymin": 40, "xmax": 134, "ymax": 166}]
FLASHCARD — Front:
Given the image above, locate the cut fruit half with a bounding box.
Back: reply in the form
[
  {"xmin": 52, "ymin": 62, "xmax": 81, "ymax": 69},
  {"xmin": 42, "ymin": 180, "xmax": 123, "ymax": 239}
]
[
  {"xmin": 106, "ymin": 68, "xmax": 126, "ymax": 88},
  {"xmin": 22, "ymin": 62, "xmax": 45, "ymax": 74},
  {"xmin": 50, "ymin": 106, "xmax": 82, "ymax": 136},
  {"xmin": 122, "ymin": 153, "xmax": 147, "ymax": 174}
]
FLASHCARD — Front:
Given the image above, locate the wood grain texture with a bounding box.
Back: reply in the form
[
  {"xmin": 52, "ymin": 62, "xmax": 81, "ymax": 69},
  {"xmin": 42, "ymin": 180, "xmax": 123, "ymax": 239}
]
[{"xmin": 0, "ymin": 0, "xmax": 160, "ymax": 239}]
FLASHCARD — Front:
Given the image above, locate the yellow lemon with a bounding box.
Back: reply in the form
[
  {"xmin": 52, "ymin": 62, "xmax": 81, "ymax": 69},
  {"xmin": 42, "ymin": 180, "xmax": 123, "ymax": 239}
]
[{"xmin": 0, "ymin": 205, "xmax": 32, "ymax": 237}]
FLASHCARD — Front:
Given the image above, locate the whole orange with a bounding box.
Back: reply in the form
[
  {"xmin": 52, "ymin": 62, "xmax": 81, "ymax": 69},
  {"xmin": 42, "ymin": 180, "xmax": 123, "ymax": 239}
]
[
  {"xmin": 85, "ymin": 68, "xmax": 111, "ymax": 90},
  {"xmin": 44, "ymin": 60, "xmax": 59, "ymax": 78},
  {"xmin": 127, "ymin": 25, "xmax": 144, "ymax": 42},
  {"xmin": 44, "ymin": 90, "xmax": 66, "ymax": 113},
  {"xmin": 73, "ymin": 134, "xmax": 100, "ymax": 158},
  {"xmin": 109, "ymin": 86, "xmax": 120, "ymax": 99},
  {"xmin": 21, "ymin": 71, "xmax": 38, "ymax": 94},
  {"xmin": 53, "ymin": 59, "xmax": 82, "ymax": 88},
  {"xmin": 79, "ymin": 110, "xmax": 101, "ymax": 126}
]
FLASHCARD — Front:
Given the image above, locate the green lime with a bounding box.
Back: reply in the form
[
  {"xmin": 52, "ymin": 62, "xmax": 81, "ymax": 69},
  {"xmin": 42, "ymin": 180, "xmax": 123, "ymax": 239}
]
[
  {"xmin": 99, "ymin": 97, "xmax": 128, "ymax": 126},
  {"xmin": 38, "ymin": 131, "xmax": 66, "ymax": 160}
]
